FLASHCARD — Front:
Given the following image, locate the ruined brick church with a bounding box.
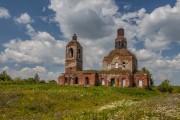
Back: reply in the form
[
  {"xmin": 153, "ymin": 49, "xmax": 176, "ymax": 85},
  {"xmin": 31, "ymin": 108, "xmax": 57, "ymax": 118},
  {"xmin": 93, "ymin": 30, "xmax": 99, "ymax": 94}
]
[{"xmin": 58, "ymin": 28, "xmax": 149, "ymax": 88}]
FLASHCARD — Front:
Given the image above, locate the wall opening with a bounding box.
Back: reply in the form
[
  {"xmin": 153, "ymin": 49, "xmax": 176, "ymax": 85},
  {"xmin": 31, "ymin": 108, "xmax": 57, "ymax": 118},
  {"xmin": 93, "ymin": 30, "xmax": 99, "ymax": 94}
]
[
  {"xmin": 101, "ymin": 78, "xmax": 105, "ymax": 86},
  {"xmin": 122, "ymin": 78, "xmax": 126, "ymax": 87},
  {"xmin": 115, "ymin": 62, "xmax": 118, "ymax": 68},
  {"xmin": 64, "ymin": 77, "xmax": 68, "ymax": 85},
  {"xmin": 74, "ymin": 77, "xmax": 78, "ymax": 85},
  {"xmin": 78, "ymin": 49, "xmax": 81, "ymax": 58},
  {"xmin": 138, "ymin": 79, "xmax": 142, "ymax": 87},
  {"xmin": 118, "ymin": 41, "xmax": 121, "ymax": 47},
  {"xmin": 69, "ymin": 48, "xmax": 73, "ymax": 58},
  {"xmin": 110, "ymin": 78, "xmax": 115, "ymax": 86},
  {"xmin": 122, "ymin": 62, "xmax": 126, "ymax": 68},
  {"xmin": 85, "ymin": 77, "xmax": 89, "ymax": 85},
  {"xmin": 108, "ymin": 64, "xmax": 111, "ymax": 69}
]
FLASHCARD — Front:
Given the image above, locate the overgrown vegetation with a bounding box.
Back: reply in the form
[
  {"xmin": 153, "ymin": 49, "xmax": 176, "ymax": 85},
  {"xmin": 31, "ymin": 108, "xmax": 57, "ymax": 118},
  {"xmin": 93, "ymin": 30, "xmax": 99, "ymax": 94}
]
[
  {"xmin": 0, "ymin": 71, "xmax": 179, "ymax": 119},
  {"xmin": 141, "ymin": 67, "xmax": 154, "ymax": 86},
  {"xmin": 0, "ymin": 84, "xmax": 179, "ymax": 119},
  {"xmin": 158, "ymin": 79, "xmax": 173, "ymax": 93}
]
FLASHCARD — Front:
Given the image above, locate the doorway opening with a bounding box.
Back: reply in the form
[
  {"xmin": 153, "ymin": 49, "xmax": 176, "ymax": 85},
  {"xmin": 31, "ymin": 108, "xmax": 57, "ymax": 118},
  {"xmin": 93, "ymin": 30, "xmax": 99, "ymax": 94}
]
[
  {"xmin": 74, "ymin": 77, "xmax": 78, "ymax": 85},
  {"xmin": 138, "ymin": 79, "xmax": 142, "ymax": 87},
  {"xmin": 110, "ymin": 78, "xmax": 115, "ymax": 86},
  {"xmin": 122, "ymin": 78, "xmax": 126, "ymax": 87},
  {"xmin": 85, "ymin": 77, "xmax": 89, "ymax": 85}
]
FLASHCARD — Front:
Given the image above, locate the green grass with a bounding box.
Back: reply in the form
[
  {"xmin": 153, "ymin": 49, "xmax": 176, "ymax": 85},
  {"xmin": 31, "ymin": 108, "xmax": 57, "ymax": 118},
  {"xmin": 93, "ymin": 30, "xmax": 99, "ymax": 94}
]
[{"xmin": 0, "ymin": 84, "xmax": 179, "ymax": 120}]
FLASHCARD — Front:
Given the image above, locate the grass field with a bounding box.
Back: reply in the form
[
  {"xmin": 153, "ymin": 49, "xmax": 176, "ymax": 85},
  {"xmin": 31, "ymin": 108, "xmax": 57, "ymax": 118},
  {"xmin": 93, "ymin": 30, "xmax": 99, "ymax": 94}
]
[{"xmin": 0, "ymin": 84, "xmax": 179, "ymax": 120}]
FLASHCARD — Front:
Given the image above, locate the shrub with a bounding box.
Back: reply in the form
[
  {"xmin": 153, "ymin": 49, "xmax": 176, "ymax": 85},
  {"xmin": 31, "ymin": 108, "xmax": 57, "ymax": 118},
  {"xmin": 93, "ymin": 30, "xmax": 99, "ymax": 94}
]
[
  {"xmin": 157, "ymin": 80, "xmax": 173, "ymax": 93},
  {"xmin": 39, "ymin": 80, "xmax": 46, "ymax": 83},
  {"xmin": 48, "ymin": 80, "xmax": 57, "ymax": 84}
]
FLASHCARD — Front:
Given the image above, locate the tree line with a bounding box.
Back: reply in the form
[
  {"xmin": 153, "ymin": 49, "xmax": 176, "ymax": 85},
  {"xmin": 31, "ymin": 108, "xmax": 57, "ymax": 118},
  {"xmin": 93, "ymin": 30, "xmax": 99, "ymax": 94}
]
[
  {"xmin": 0, "ymin": 71, "xmax": 56, "ymax": 84},
  {"xmin": 0, "ymin": 69, "xmax": 174, "ymax": 92}
]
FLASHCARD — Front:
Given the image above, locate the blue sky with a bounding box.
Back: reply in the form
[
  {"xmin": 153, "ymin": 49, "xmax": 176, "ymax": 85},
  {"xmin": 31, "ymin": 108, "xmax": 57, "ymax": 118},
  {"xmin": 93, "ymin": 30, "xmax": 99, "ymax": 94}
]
[{"xmin": 0, "ymin": 0, "xmax": 179, "ymax": 85}]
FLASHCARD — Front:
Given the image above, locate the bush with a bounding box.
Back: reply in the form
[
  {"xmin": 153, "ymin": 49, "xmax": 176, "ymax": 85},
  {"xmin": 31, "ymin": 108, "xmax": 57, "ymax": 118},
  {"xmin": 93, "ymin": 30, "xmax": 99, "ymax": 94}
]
[
  {"xmin": 157, "ymin": 80, "xmax": 173, "ymax": 93},
  {"xmin": 48, "ymin": 80, "xmax": 57, "ymax": 84}
]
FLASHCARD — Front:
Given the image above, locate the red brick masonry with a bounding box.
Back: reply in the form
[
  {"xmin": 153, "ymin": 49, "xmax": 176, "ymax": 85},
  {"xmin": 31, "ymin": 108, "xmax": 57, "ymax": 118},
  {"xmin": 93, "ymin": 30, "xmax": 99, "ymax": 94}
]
[{"xmin": 57, "ymin": 28, "xmax": 150, "ymax": 88}]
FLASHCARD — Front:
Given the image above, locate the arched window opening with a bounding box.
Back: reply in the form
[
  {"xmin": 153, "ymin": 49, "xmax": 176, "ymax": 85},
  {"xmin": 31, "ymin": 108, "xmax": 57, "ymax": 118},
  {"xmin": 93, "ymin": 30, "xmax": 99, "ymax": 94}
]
[
  {"xmin": 101, "ymin": 78, "xmax": 105, "ymax": 86},
  {"xmin": 122, "ymin": 78, "xmax": 126, "ymax": 87},
  {"xmin": 118, "ymin": 41, "xmax": 121, "ymax": 47},
  {"xmin": 115, "ymin": 62, "xmax": 118, "ymax": 68},
  {"xmin": 122, "ymin": 62, "xmax": 126, "ymax": 68},
  {"xmin": 64, "ymin": 77, "xmax": 68, "ymax": 85},
  {"xmin": 138, "ymin": 79, "xmax": 142, "ymax": 87},
  {"xmin": 85, "ymin": 77, "xmax": 89, "ymax": 85},
  {"xmin": 69, "ymin": 48, "xmax": 73, "ymax": 58},
  {"xmin": 108, "ymin": 64, "xmax": 111, "ymax": 69},
  {"xmin": 74, "ymin": 77, "xmax": 78, "ymax": 85},
  {"xmin": 78, "ymin": 49, "xmax": 81, "ymax": 58}
]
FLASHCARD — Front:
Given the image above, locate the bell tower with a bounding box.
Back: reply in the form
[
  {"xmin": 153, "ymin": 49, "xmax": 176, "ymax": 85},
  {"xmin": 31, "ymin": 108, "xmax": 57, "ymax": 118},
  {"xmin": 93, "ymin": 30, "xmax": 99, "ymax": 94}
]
[
  {"xmin": 115, "ymin": 28, "xmax": 127, "ymax": 49},
  {"xmin": 65, "ymin": 34, "xmax": 83, "ymax": 73}
]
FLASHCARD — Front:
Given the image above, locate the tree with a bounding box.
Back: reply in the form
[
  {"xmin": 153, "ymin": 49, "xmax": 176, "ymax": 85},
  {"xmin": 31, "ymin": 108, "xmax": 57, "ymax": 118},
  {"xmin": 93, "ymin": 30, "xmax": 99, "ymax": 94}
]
[
  {"xmin": 141, "ymin": 67, "xmax": 154, "ymax": 86},
  {"xmin": 0, "ymin": 71, "xmax": 12, "ymax": 81},
  {"xmin": 34, "ymin": 74, "xmax": 40, "ymax": 83},
  {"xmin": 157, "ymin": 80, "xmax": 173, "ymax": 93}
]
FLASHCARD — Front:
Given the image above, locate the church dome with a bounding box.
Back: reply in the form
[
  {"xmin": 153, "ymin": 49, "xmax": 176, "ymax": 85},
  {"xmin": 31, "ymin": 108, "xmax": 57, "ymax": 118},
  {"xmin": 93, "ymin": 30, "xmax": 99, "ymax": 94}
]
[
  {"xmin": 66, "ymin": 39, "xmax": 81, "ymax": 47},
  {"xmin": 66, "ymin": 34, "xmax": 82, "ymax": 47},
  {"xmin": 105, "ymin": 48, "xmax": 136, "ymax": 58}
]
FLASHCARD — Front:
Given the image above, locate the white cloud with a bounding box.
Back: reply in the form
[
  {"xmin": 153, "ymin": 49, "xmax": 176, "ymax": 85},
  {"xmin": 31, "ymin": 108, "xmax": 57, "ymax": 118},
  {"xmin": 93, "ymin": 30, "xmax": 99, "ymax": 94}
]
[
  {"xmin": 26, "ymin": 24, "xmax": 36, "ymax": 36},
  {"xmin": 134, "ymin": 49, "xmax": 159, "ymax": 62},
  {"xmin": 42, "ymin": 7, "xmax": 46, "ymax": 12},
  {"xmin": 120, "ymin": 8, "xmax": 146, "ymax": 22},
  {"xmin": 15, "ymin": 13, "xmax": 33, "ymax": 24},
  {"xmin": 49, "ymin": 0, "xmax": 118, "ymax": 39},
  {"xmin": 138, "ymin": 2, "xmax": 180, "ymax": 50},
  {"xmin": 0, "ymin": 7, "xmax": 11, "ymax": 19},
  {"xmin": 133, "ymin": 48, "xmax": 180, "ymax": 84},
  {"xmin": 0, "ymin": 66, "xmax": 60, "ymax": 80},
  {"xmin": 40, "ymin": 16, "xmax": 54, "ymax": 23},
  {"xmin": 123, "ymin": 4, "xmax": 131, "ymax": 10},
  {"xmin": 0, "ymin": 25, "xmax": 66, "ymax": 65}
]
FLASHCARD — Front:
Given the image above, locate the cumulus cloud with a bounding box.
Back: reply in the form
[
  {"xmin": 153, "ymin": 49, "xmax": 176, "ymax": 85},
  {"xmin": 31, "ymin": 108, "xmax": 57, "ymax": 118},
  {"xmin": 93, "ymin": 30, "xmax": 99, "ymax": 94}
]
[
  {"xmin": 0, "ymin": 25, "xmax": 66, "ymax": 66},
  {"xmin": 133, "ymin": 48, "xmax": 180, "ymax": 84},
  {"xmin": 0, "ymin": 66, "xmax": 60, "ymax": 80},
  {"xmin": 134, "ymin": 49, "xmax": 159, "ymax": 62},
  {"xmin": 15, "ymin": 13, "xmax": 33, "ymax": 24},
  {"xmin": 48, "ymin": 0, "xmax": 147, "ymax": 69},
  {"xmin": 0, "ymin": 7, "xmax": 11, "ymax": 19},
  {"xmin": 138, "ymin": 1, "xmax": 180, "ymax": 50},
  {"xmin": 49, "ymin": 0, "xmax": 118, "ymax": 39}
]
